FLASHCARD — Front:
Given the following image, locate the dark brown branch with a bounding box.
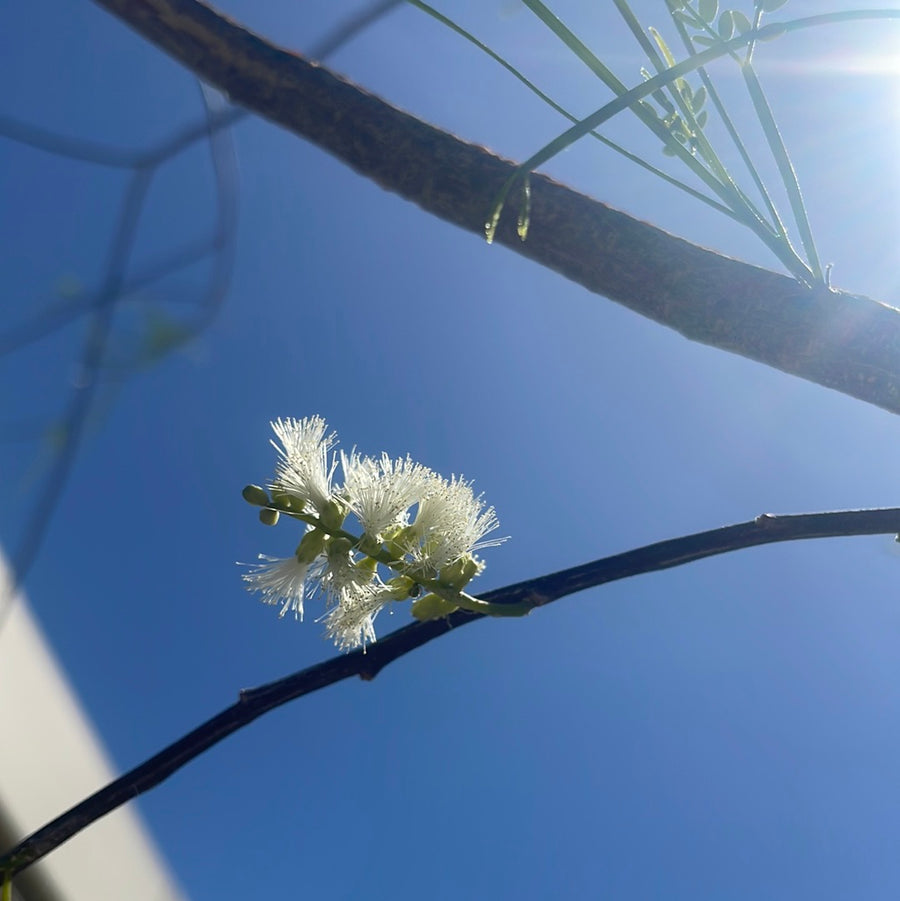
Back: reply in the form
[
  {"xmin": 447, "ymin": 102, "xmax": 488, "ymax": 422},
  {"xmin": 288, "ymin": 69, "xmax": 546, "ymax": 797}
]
[
  {"xmin": 90, "ymin": 0, "xmax": 900, "ymax": 415},
  {"xmin": 4, "ymin": 506, "xmax": 900, "ymax": 878}
]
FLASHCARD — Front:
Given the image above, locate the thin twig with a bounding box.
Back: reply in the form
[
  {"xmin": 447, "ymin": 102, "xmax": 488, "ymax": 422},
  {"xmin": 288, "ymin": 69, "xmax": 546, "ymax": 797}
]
[{"xmin": 3, "ymin": 506, "xmax": 900, "ymax": 877}]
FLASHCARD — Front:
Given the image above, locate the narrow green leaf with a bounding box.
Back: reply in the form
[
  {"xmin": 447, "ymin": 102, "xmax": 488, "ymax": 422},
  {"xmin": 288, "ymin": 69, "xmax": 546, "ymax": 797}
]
[
  {"xmin": 692, "ymin": 34, "xmax": 716, "ymax": 46},
  {"xmin": 760, "ymin": 0, "xmax": 789, "ymax": 10},
  {"xmin": 648, "ymin": 26, "xmax": 677, "ymax": 68}
]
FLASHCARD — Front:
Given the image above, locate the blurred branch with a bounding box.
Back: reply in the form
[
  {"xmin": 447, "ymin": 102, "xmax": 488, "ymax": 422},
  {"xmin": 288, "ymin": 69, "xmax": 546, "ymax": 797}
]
[
  {"xmin": 4, "ymin": 505, "xmax": 900, "ymax": 877},
  {"xmin": 0, "ymin": 0, "xmax": 401, "ymax": 603},
  {"xmin": 0, "ymin": 84, "xmax": 237, "ymax": 606},
  {"xmin": 92, "ymin": 0, "xmax": 900, "ymax": 416}
]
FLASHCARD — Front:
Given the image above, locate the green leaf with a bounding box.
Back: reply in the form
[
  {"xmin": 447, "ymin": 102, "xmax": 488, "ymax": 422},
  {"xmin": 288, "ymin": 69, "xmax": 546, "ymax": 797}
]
[
  {"xmin": 760, "ymin": 0, "xmax": 789, "ymax": 10},
  {"xmin": 698, "ymin": 0, "xmax": 718, "ymax": 24},
  {"xmin": 691, "ymin": 85, "xmax": 707, "ymax": 113},
  {"xmin": 717, "ymin": 9, "xmax": 735, "ymax": 40},
  {"xmin": 691, "ymin": 34, "xmax": 715, "ymax": 46},
  {"xmin": 696, "ymin": 109, "xmax": 708, "ymax": 128},
  {"xmin": 731, "ymin": 9, "xmax": 752, "ymax": 33}
]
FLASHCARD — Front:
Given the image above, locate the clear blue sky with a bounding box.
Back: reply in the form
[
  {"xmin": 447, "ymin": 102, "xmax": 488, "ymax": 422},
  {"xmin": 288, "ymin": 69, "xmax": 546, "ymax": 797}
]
[{"xmin": 3, "ymin": 1, "xmax": 900, "ymax": 898}]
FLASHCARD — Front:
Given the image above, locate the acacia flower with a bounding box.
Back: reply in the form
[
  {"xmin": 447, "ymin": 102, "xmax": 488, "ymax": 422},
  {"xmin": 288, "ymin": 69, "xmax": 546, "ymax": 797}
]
[
  {"xmin": 241, "ymin": 554, "xmax": 318, "ymax": 619},
  {"xmin": 341, "ymin": 450, "xmax": 433, "ymax": 543},
  {"xmin": 321, "ymin": 582, "xmax": 395, "ymax": 651},
  {"xmin": 242, "ymin": 417, "xmax": 507, "ymax": 651},
  {"xmin": 402, "ymin": 473, "xmax": 504, "ymax": 575},
  {"xmin": 270, "ymin": 416, "xmax": 338, "ymax": 515}
]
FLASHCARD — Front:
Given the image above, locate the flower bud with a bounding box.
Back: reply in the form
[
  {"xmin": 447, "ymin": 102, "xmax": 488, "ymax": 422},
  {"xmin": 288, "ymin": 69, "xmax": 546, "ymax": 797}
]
[
  {"xmin": 385, "ymin": 524, "xmax": 416, "ymax": 560},
  {"xmin": 411, "ymin": 593, "xmax": 460, "ymax": 621},
  {"xmin": 242, "ymin": 484, "xmax": 270, "ymax": 506},
  {"xmin": 327, "ymin": 536, "xmax": 354, "ymax": 559},
  {"xmin": 319, "ymin": 499, "xmax": 346, "ymax": 532},
  {"xmin": 259, "ymin": 508, "xmax": 280, "ymax": 526},
  {"xmin": 385, "ymin": 575, "xmax": 418, "ymax": 600},
  {"xmin": 355, "ymin": 555, "xmax": 379, "ymax": 578},
  {"xmin": 357, "ymin": 534, "xmax": 383, "ymax": 557},
  {"xmin": 439, "ymin": 554, "xmax": 482, "ymax": 589},
  {"xmin": 271, "ymin": 492, "xmax": 300, "ymax": 511},
  {"xmin": 295, "ymin": 528, "xmax": 327, "ymax": 564}
]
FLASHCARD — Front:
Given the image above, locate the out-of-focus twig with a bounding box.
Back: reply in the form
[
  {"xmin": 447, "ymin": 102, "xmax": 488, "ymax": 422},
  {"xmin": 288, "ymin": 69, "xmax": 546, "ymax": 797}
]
[{"xmin": 0, "ymin": 0, "xmax": 402, "ymax": 612}]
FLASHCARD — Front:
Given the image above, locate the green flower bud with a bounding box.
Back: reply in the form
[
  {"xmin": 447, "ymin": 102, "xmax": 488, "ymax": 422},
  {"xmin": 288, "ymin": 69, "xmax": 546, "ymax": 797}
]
[
  {"xmin": 319, "ymin": 500, "xmax": 346, "ymax": 532},
  {"xmin": 259, "ymin": 508, "xmax": 280, "ymax": 526},
  {"xmin": 439, "ymin": 554, "xmax": 482, "ymax": 589},
  {"xmin": 410, "ymin": 593, "xmax": 460, "ymax": 622},
  {"xmin": 295, "ymin": 528, "xmax": 327, "ymax": 564},
  {"xmin": 358, "ymin": 534, "xmax": 383, "ymax": 558},
  {"xmin": 385, "ymin": 575, "xmax": 418, "ymax": 600},
  {"xmin": 355, "ymin": 555, "xmax": 379, "ymax": 578},
  {"xmin": 271, "ymin": 492, "xmax": 300, "ymax": 511},
  {"xmin": 242, "ymin": 484, "xmax": 270, "ymax": 507},
  {"xmin": 327, "ymin": 536, "xmax": 354, "ymax": 559},
  {"xmin": 385, "ymin": 524, "xmax": 416, "ymax": 560}
]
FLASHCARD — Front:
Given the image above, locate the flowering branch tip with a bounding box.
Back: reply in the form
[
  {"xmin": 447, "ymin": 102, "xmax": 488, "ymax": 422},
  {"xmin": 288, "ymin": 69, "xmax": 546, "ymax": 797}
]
[{"xmin": 240, "ymin": 417, "xmax": 507, "ymax": 650}]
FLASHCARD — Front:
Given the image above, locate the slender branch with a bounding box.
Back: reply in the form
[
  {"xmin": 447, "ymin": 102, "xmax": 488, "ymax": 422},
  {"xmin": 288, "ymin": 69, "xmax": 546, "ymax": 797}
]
[
  {"xmin": 89, "ymin": 0, "xmax": 900, "ymax": 415},
  {"xmin": 4, "ymin": 506, "xmax": 900, "ymax": 877}
]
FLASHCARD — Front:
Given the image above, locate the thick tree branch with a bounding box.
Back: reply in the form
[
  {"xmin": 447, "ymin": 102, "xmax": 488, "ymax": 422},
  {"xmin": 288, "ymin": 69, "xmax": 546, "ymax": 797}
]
[
  {"xmin": 90, "ymin": 0, "xmax": 900, "ymax": 415},
  {"xmin": 4, "ymin": 506, "xmax": 900, "ymax": 878}
]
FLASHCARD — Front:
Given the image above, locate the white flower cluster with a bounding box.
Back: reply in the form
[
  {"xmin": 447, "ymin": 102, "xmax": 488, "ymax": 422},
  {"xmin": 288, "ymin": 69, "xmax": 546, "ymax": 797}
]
[{"xmin": 242, "ymin": 416, "xmax": 505, "ymax": 650}]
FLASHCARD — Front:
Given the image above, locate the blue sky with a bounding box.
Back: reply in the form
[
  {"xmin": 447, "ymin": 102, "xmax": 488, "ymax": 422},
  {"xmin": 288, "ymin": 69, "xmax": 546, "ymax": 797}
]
[{"xmin": 3, "ymin": 1, "xmax": 900, "ymax": 898}]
